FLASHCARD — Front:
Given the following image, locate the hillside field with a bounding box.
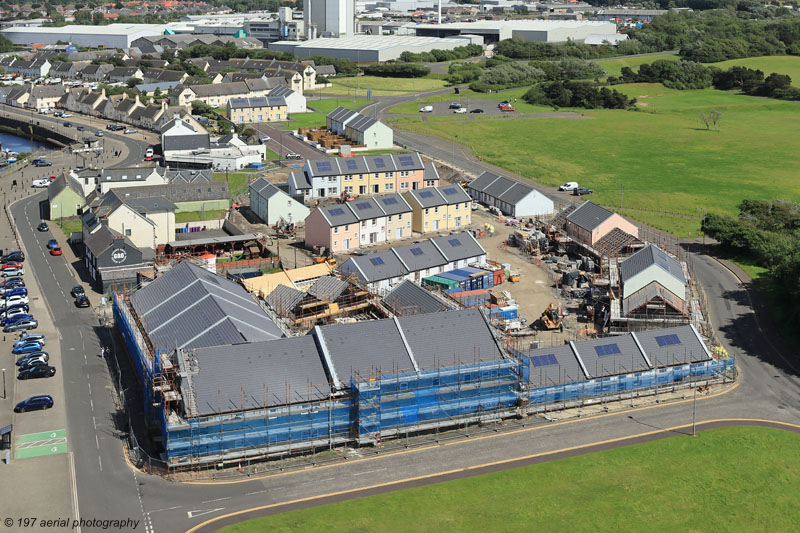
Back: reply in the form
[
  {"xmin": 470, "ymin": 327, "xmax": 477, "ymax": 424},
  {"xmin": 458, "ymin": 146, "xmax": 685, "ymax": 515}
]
[{"xmin": 221, "ymin": 426, "xmax": 800, "ymax": 533}]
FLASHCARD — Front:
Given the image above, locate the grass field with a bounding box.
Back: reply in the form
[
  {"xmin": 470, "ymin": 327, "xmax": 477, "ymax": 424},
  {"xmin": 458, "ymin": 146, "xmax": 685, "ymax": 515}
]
[
  {"xmin": 214, "ymin": 172, "xmax": 256, "ymax": 201},
  {"xmin": 397, "ymin": 82, "xmax": 800, "ymax": 236},
  {"xmin": 288, "ymin": 98, "xmax": 372, "ymax": 130},
  {"xmin": 56, "ymin": 218, "xmax": 82, "ymax": 237},
  {"xmin": 709, "ymin": 55, "xmax": 800, "ymax": 87},
  {"xmin": 312, "ymin": 76, "xmax": 448, "ymax": 97},
  {"xmin": 220, "ymin": 426, "xmax": 800, "ymax": 533}
]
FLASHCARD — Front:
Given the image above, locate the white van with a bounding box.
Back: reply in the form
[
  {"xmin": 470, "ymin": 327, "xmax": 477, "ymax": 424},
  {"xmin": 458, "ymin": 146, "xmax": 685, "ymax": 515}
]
[
  {"xmin": 419, "ymin": 105, "xmax": 433, "ymax": 113},
  {"xmin": 558, "ymin": 182, "xmax": 579, "ymax": 191}
]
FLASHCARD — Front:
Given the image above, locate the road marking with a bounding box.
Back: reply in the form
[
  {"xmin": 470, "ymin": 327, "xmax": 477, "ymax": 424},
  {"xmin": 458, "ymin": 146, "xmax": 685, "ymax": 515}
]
[
  {"xmin": 201, "ymin": 497, "xmax": 231, "ymax": 504},
  {"xmin": 245, "ymin": 490, "xmax": 267, "ymax": 496},
  {"xmin": 95, "ymin": 434, "xmax": 99, "ymax": 449},
  {"xmin": 16, "ymin": 429, "xmax": 66, "ymax": 443},
  {"xmin": 69, "ymin": 452, "xmax": 81, "ymax": 533},
  {"xmin": 352, "ymin": 468, "xmax": 386, "ymax": 476},
  {"xmin": 148, "ymin": 506, "xmax": 182, "ymax": 514},
  {"xmin": 15, "ymin": 442, "xmax": 68, "ymax": 459},
  {"xmin": 187, "ymin": 509, "xmax": 225, "ymax": 519},
  {"xmin": 98, "ymin": 455, "xmax": 102, "ymax": 471}
]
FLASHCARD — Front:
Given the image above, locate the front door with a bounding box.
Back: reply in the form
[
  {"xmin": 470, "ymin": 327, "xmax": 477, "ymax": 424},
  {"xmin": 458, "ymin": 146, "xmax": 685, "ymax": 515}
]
[
  {"xmin": 343, "ymin": 238, "xmax": 349, "ymax": 250},
  {"xmin": 433, "ymin": 219, "xmax": 439, "ymax": 230},
  {"xmin": 370, "ymin": 232, "xmax": 377, "ymax": 244},
  {"xmin": 396, "ymin": 227, "xmax": 402, "ymax": 239}
]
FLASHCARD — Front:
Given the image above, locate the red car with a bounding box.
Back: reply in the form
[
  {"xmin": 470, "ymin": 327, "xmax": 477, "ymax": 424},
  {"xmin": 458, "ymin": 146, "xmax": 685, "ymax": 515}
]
[
  {"xmin": 2, "ymin": 262, "xmax": 22, "ymax": 269},
  {"xmin": 50, "ymin": 247, "xmax": 62, "ymax": 256}
]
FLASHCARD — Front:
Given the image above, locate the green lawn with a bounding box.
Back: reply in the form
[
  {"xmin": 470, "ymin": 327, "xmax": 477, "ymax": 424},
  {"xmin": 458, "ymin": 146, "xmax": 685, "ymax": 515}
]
[
  {"xmin": 175, "ymin": 209, "xmax": 226, "ymax": 223},
  {"xmin": 215, "ymin": 172, "xmax": 257, "ymax": 201},
  {"xmin": 307, "ymin": 98, "xmax": 371, "ymax": 114},
  {"xmin": 311, "ymin": 76, "xmax": 448, "ymax": 97},
  {"xmin": 56, "ymin": 218, "xmax": 82, "ymax": 236},
  {"xmin": 221, "ymin": 426, "xmax": 800, "ymax": 533},
  {"xmin": 594, "ymin": 53, "xmax": 680, "ymax": 77},
  {"xmin": 708, "ymin": 55, "xmax": 800, "ymax": 87},
  {"xmin": 397, "ymin": 82, "xmax": 800, "ymax": 236},
  {"xmin": 287, "ymin": 112, "xmax": 327, "ymax": 130}
]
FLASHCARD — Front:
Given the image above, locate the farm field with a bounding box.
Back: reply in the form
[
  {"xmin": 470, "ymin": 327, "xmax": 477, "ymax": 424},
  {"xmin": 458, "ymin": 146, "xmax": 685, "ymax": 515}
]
[
  {"xmin": 708, "ymin": 55, "xmax": 800, "ymax": 86},
  {"xmin": 220, "ymin": 426, "xmax": 800, "ymax": 533},
  {"xmin": 311, "ymin": 75, "xmax": 448, "ymax": 97},
  {"xmin": 396, "ymin": 83, "xmax": 800, "ymax": 236}
]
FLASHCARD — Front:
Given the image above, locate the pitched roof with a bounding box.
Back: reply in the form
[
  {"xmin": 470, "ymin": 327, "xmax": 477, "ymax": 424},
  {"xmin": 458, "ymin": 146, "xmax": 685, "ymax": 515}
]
[
  {"xmin": 632, "ymin": 325, "xmax": 711, "ymax": 366},
  {"xmin": 405, "ymin": 187, "xmax": 446, "ymax": 208},
  {"xmin": 318, "ymin": 203, "xmax": 358, "ymax": 226},
  {"xmin": 305, "ymin": 153, "xmax": 424, "ymax": 177},
  {"xmin": 571, "ymin": 335, "xmax": 651, "ymax": 378},
  {"xmin": 130, "ymin": 261, "xmax": 283, "ymax": 351},
  {"xmin": 288, "ymin": 171, "xmax": 310, "ymax": 190},
  {"xmin": 525, "ymin": 343, "xmax": 588, "ymax": 387},
  {"xmin": 307, "ymin": 276, "xmax": 349, "ymax": 301},
  {"xmin": 374, "ymin": 193, "xmax": 412, "ymax": 216},
  {"xmin": 565, "ymin": 201, "xmax": 614, "ymax": 232},
  {"xmin": 249, "ymin": 177, "xmax": 283, "ymax": 200},
  {"xmin": 227, "ymin": 96, "xmax": 286, "ymax": 109},
  {"xmin": 429, "ymin": 232, "xmax": 486, "ymax": 262},
  {"xmin": 383, "ymin": 280, "xmax": 449, "ymax": 316},
  {"xmin": 163, "ymin": 168, "xmax": 213, "ymax": 183},
  {"xmin": 344, "ymin": 249, "xmax": 407, "ymax": 283},
  {"xmin": 265, "ymin": 283, "xmax": 306, "ymax": 314},
  {"xmin": 114, "ymin": 182, "xmax": 229, "ymax": 204},
  {"xmin": 392, "ymin": 240, "xmax": 446, "ymax": 272},
  {"xmin": 619, "ymin": 244, "xmax": 686, "ymax": 286}
]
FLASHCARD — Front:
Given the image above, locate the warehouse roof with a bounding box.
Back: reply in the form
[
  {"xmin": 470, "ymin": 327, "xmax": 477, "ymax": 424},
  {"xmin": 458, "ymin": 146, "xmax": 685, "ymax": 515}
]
[
  {"xmin": 565, "ymin": 201, "xmax": 614, "ymax": 232},
  {"xmin": 620, "ymin": 244, "xmax": 686, "ymax": 286},
  {"xmin": 181, "ymin": 335, "xmax": 331, "ymax": 417},
  {"xmin": 383, "ymin": 280, "xmax": 449, "ymax": 316},
  {"xmin": 131, "ymin": 261, "xmax": 283, "ymax": 350}
]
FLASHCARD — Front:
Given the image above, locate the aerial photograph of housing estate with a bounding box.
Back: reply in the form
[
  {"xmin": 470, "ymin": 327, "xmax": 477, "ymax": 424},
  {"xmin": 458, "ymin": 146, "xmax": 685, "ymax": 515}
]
[{"xmin": 0, "ymin": 0, "xmax": 797, "ymax": 531}]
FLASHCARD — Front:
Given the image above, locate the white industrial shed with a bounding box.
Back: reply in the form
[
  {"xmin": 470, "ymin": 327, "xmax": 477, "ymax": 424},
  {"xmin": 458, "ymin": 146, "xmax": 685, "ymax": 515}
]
[
  {"xmin": 411, "ymin": 20, "xmax": 618, "ymax": 44},
  {"xmin": 467, "ymin": 171, "xmax": 554, "ymax": 217},
  {"xmin": 1, "ymin": 23, "xmax": 165, "ymax": 48},
  {"xmin": 269, "ymin": 34, "xmax": 481, "ymax": 62}
]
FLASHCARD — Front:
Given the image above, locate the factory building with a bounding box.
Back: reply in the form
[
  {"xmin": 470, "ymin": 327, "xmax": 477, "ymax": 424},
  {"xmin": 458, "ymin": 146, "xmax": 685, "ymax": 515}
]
[
  {"xmin": 410, "ymin": 20, "xmax": 618, "ymax": 44},
  {"xmin": 0, "ymin": 23, "xmax": 165, "ymax": 48}
]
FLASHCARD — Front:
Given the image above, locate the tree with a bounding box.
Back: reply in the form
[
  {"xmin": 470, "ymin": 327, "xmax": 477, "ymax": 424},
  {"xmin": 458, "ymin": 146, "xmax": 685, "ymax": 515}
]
[{"xmin": 126, "ymin": 77, "xmax": 141, "ymax": 88}]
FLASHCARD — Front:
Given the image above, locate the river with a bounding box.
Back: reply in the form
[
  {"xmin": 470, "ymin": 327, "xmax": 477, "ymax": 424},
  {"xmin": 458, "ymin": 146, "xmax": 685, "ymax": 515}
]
[{"xmin": 0, "ymin": 131, "xmax": 48, "ymax": 154}]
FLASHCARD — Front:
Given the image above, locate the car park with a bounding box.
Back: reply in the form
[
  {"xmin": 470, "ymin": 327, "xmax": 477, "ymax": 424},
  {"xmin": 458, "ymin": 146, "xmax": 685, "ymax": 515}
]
[
  {"xmin": 32, "ymin": 178, "xmax": 51, "ymax": 188},
  {"xmin": 37, "ymin": 221, "xmax": 48, "ymax": 231},
  {"xmin": 46, "ymin": 238, "xmax": 58, "ymax": 249},
  {"xmin": 15, "ymin": 334, "xmax": 44, "ymax": 347},
  {"xmin": 4, "ymin": 319, "xmax": 37, "ymax": 332},
  {"xmin": 71, "ymin": 286, "xmax": 85, "ymax": 298},
  {"xmin": 12, "ymin": 342, "xmax": 44, "ymax": 355},
  {"xmin": 17, "ymin": 365, "xmax": 56, "ymax": 380},
  {"xmin": 1, "ymin": 267, "xmax": 24, "ymax": 277},
  {"xmin": 558, "ymin": 182, "xmax": 579, "ymax": 191},
  {"xmin": 50, "ymin": 246, "xmax": 62, "ymax": 256},
  {"xmin": 573, "ymin": 186, "xmax": 594, "ymax": 196},
  {"xmin": 124, "ymin": 129, "xmax": 138, "ymax": 134},
  {"xmin": 75, "ymin": 295, "xmax": 90, "ymax": 308},
  {"xmin": 14, "ymin": 395, "xmax": 53, "ymax": 413},
  {"xmin": 470, "ymin": 109, "xmax": 484, "ymax": 114},
  {"xmin": 18, "ymin": 356, "xmax": 48, "ymax": 370},
  {"xmin": 286, "ymin": 152, "xmax": 302, "ymax": 160}
]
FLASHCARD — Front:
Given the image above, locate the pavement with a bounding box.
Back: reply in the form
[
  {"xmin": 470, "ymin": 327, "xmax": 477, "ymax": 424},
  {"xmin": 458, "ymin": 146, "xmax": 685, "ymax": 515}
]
[{"xmin": 0, "ymin": 93, "xmax": 798, "ymax": 533}]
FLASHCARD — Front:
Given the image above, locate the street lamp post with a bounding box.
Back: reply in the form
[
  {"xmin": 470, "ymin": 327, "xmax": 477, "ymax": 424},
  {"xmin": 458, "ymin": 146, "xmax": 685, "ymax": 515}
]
[{"xmin": 2, "ymin": 368, "xmax": 5, "ymax": 400}]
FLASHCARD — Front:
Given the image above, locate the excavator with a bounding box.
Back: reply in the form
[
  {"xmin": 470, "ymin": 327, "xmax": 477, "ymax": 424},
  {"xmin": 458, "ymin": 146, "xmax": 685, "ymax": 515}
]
[
  {"xmin": 538, "ymin": 303, "xmax": 563, "ymax": 331},
  {"xmin": 273, "ymin": 217, "xmax": 296, "ymax": 238}
]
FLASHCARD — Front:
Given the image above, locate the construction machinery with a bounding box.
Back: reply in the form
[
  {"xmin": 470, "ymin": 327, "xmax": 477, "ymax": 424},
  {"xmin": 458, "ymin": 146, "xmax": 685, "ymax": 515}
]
[
  {"xmin": 273, "ymin": 218, "xmax": 296, "ymax": 238},
  {"xmin": 339, "ymin": 191, "xmax": 357, "ymax": 203},
  {"xmin": 538, "ymin": 303, "xmax": 563, "ymax": 330}
]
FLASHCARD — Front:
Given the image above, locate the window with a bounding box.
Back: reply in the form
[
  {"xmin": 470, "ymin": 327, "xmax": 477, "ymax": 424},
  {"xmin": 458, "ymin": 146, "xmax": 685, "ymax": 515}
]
[
  {"xmin": 333, "ymin": 226, "xmax": 339, "ymax": 234},
  {"xmin": 125, "ymin": 229, "xmax": 131, "ymax": 236},
  {"xmin": 385, "ymin": 172, "xmax": 394, "ymax": 178},
  {"xmin": 400, "ymin": 171, "xmax": 410, "ymax": 177},
  {"xmin": 344, "ymin": 175, "xmax": 353, "ymax": 181},
  {"xmin": 455, "ymin": 203, "xmax": 459, "ymax": 210},
  {"xmin": 387, "ymin": 215, "xmax": 392, "ymax": 222},
  {"xmin": 385, "ymin": 183, "xmax": 394, "ymax": 191},
  {"xmin": 333, "ymin": 241, "xmax": 337, "ymax": 246},
  {"xmin": 434, "ymin": 206, "xmax": 439, "ymax": 214},
  {"xmin": 372, "ymin": 218, "xmax": 377, "ymax": 226},
  {"xmin": 361, "ymin": 221, "xmax": 366, "ymax": 228},
  {"xmin": 344, "ymin": 224, "xmax": 349, "ymax": 231},
  {"xmin": 400, "ymin": 181, "xmax": 408, "ymax": 189},
  {"xmin": 328, "ymin": 176, "xmax": 336, "ymax": 183},
  {"xmin": 345, "ymin": 186, "xmax": 353, "ymax": 193},
  {"xmin": 358, "ymin": 174, "xmax": 363, "ymax": 180},
  {"xmin": 398, "ymin": 214, "xmax": 403, "ymax": 220}
]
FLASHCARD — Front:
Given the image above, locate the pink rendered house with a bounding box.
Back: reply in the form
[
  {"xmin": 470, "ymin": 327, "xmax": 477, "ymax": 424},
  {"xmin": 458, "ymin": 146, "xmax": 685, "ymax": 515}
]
[
  {"xmin": 305, "ymin": 204, "xmax": 362, "ymax": 253},
  {"xmin": 564, "ymin": 201, "xmax": 639, "ymax": 246}
]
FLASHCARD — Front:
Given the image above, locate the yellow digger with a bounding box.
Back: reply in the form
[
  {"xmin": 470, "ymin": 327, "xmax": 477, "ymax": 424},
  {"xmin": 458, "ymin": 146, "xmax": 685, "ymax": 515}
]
[{"xmin": 538, "ymin": 303, "xmax": 563, "ymax": 331}]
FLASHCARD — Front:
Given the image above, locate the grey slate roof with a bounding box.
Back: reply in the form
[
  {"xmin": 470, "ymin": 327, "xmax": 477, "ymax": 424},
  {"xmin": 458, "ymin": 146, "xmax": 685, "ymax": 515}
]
[
  {"xmin": 346, "ymin": 113, "xmax": 377, "ymax": 133},
  {"xmin": 392, "ymin": 240, "xmax": 446, "ymax": 272},
  {"xmin": 436, "ymin": 184, "xmax": 471, "ymax": 204},
  {"xmin": 182, "ymin": 335, "xmax": 331, "ymax": 416},
  {"xmin": 423, "ymin": 161, "xmax": 439, "ymax": 182},
  {"xmin": 307, "ymin": 276, "xmax": 349, "ymax": 301},
  {"xmin": 163, "ymin": 168, "xmax": 213, "ymax": 183},
  {"xmin": 429, "ymin": 232, "xmax": 486, "ymax": 263},
  {"xmin": 266, "ymin": 284, "xmax": 306, "ymax": 314},
  {"xmin": 116, "ymin": 182, "xmax": 229, "ymax": 204},
  {"xmin": 130, "ymin": 261, "xmax": 283, "ymax": 351},
  {"xmin": 345, "ymin": 197, "xmax": 382, "ymax": 221},
  {"xmin": 374, "ymin": 193, "xmax": 412, "ymax": 216},
  {"xmin": 565, "ymin": 201, "xmax": 614, "ymax": 232},
  {"xmin": 317, "ymin": 319, "xmax": 416, "ymax": 380},
  {"xmin": 468, "ymin": 171, "xmax": 539, "ymax": 206},
  {"xmin": 525, "ymin": 343, "xmax": 588, "ymax": 387},
  {"xmin": 95, "ymin": 166, "xmax": 159, "ymax": 183},
  {"xmin": 288, "ymin": 171, "xmax": 310, "ymax": 190},
  {"xmin": 620, "ymin": 244, "xmax": 686, "ymax": 286},
  {"xmin": 124, "ymin": 196, "xmax": 176, "ymax": 214},
  {"xmin": 228, "ymin": 96, "xmax": 286, "ymax": 109},
  {"xmin": 84, "ymin": 224, "xmax": 120, "ymax": 256},
  {"xmin": 319, "ymin": 204, "xmax": 358, "ymax": 226},
  {"xmin": 406, "ymin": 187, "xmax": 446, "ymax": 208},
  {"xmin": 305, "ymin": 153, "xmax": 424, "ymax": 178},
  {"xmin": 572, "ymin": 334, "xmax": 650, "ymax": 378},
  {"xmin": 345, "ymin": 249, "xmax": 407, "ymax": 283},
  {"xmin": 250, "ymin": 177, "xmax": 282, "ymax": 200},
  {"xmin": 383, "ymin": 280, "xmax": 449, "ymax": 316},
  {"xmin": 398, "ymin": 308, "xmax": 503, "ymax": 370},
  {"xmin": 327, "ymin": 106, "xmax": 358, "ymax": 125},
  {"xmin": 633, "ymin": 325, "xmax": 711, "ymax": 366}
]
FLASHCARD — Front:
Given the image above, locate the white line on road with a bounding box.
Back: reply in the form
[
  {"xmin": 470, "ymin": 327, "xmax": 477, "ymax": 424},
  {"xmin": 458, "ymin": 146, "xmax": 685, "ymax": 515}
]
[
  {"xmin": 147, "ymin": 505, "xmax": 182, "ymax": 514},
  {"xmin": 98, "ymin": 455, "xmax": 102, "ymax": 471},
  {"xmin": 200, "ymin": 496, "xmax": 232, "ymax": 504},
  {"xmin": 90, "ymin": 399, "xmax": 93, "ymax": 410},
  {"xmin": 92, "ymin": 416, "xmax": 96, "ymax": 430},
  {"xmin": 245, "ymin": 490, "xmax": 268, "ymax": 496},
  {"xmin": 352, "ymin": 468, "xmax": 387, "ymax": 476},
  {"xmin": 95, "ymin": 434, "xmax": 99, "ymax": 449}
]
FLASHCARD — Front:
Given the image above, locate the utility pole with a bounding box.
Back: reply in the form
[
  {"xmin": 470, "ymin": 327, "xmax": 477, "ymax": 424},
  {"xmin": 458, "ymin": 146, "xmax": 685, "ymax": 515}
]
[
  {"xmin": 692, "ymin": 377, "xmax": 697, "ymax": 437},
  {"xmin": 619, "ymin": 182, "xmax": 623, "ymax": 215}
]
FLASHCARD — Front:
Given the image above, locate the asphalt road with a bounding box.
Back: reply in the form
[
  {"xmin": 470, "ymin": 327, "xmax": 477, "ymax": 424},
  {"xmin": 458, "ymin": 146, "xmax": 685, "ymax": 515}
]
[{"xmin": 5, "ymin": 95, "xmax": 800, "ymax": 533}]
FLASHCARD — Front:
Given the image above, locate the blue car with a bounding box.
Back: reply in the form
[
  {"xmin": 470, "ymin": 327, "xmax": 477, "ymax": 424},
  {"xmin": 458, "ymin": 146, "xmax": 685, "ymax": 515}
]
[
  {"xmin": 46, "ymin": 239, "xmax": 59, "ymax": 249},
  {"xmin": 11, "ymin": 341, "xmax": 43, "ymax": 354},
  {"xmin": 14, "ymin": 395, "xmax": 53, "ymax": 413},
  {"xmin": 0, "ymin": 287, "xmax": 27, "ymax": 298},
  {"xmin": 2, "ymin": 313, "xmax": 33, "ymax": 326}
]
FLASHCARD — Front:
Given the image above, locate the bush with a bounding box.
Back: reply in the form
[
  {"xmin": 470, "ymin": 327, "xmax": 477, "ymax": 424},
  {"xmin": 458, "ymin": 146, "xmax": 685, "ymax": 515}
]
[
  {"xmin": 362, "ymin": 63, "xmax": 430, "ymax": 78},
  {"xmin": 523, "ymin": 81, "xmax": 636, "ymax": 109},
  {"xmin": 470, "ymin": 62, "xmax": 545, "ymax": 91},
  {"xmin": 398, "ymin": 44, "xmax": 482, "ymax": 63}
]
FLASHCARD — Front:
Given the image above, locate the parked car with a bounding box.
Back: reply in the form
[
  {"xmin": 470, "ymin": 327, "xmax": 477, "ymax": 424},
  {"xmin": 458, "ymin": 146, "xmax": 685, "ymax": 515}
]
[
  {"xmin": 75, "ymin": 295, "xmax": 90, "ymax": 308},
  {"xmin": 573, "ymin": 186, "xmax": 594, "ymax": 196},
  {"xmin": 71, "ymin": 286, "xmax": 85, "ymax": 298},
  {"xmin": 286, "ymin": 152, "xmax": 302, "ymax": 160},
  {"xmin": 0, "ymin": 277, "xmax": 25, "ymax": 288},
  {"xmin": 1, "ymin": 251, "xmax": 24, "ymax": 262},
  {"xmin": 53, "ymin": 111, "xmax": 63, "ymax": 117},
  {"xmin": 558, "ymin": 182, "xmax": 579, "ymax": 191},
  {"xmin": 1, "ymin": 267, "xmax": 24, "ymax": 277},
  {"xmin": 94, "ymin": 131, "xmax": 103, "ymax": 137},
  {"xmin": 470, "ymin": 108, "xmax": 484, "ymax": 114},
  {"xmin": 0, "ymin": 287, "xmax": 27, "ymax": 298},
  {"xmin": 2, "ymin": 313, "xmax": 34, "ymax": 326},
  {"xmin": 37, "ymin": 221, "xmax": 48, "ymax": 232},
  {"xmin": 124, "ymin": 129, "xmax": 137, "ymax": 134},
  {"xmin": 50, "ymin": 246, "xmax": 62, "ymax": 256},
  {"xmin": 419, "ymin": 105, "xmax": 433, "ymax": 113},
  {"xmin": 18, "ymin": 355, "xmax": 48, "ymax": 370},
  {"xmin": 12, "ymin": 341, "xmax": 44, "ymax": 355},
  {"xmin": 76, "ymin": 125, "xmax": 85, "ymax": 131},
  {"xmin": 17, "ymin": 365, "xmax": 56, "ymax": 379},
  {"xmin": 15, "ymin": 333, "xmax": 44, "ymax": 347},
  {"xmin": 449, "ymin": 102, "xmax": 462, "ymax": 109},
  {"xmin": 4, "ymin": 319, "xmax": 37, "ymax": 332},
  {"xmin": 499, "ymin": 104, "xmax": 516, "ymax": 112},
  {"xmin": 14, "ymin": 395, "xmax": 53, "ymax": 413},
  {"xmin": 2, "ymin": 296, "xmax": 29, "ymax": 308},
  {"xmin": 0, "ymin": 306, "xmax": 27, "ymax": 320},
  {"xmin": 259, "ymin": 135, "xmax": 271, "ymax": 143},
  {"xmin": 16, "ymin": 352, "xmax": 48, "ymax": 366},
  {"xmin": 46, "ymin": 238, "xmax": 58, "ymax": 249},
  {"xmin": 32, "ymin": 179, "xmax": 51, "ymax": 188},
  {"xmin": 62, "ymin": 112, "xmax": 72, "ymax": 117},
  {"xmin": 32, "ymin": 159, "xmax": 52, "ymax": 167},
  {"xmin": 453, "ymin": 107, "xmax": 468, "ymax": 114}
]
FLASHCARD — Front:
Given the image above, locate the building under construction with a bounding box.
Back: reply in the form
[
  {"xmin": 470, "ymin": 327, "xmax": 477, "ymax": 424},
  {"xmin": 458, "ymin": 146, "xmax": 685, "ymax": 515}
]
[{"xmin": 114, "ymin": 260, "xmax": 734, "ymax": 470}]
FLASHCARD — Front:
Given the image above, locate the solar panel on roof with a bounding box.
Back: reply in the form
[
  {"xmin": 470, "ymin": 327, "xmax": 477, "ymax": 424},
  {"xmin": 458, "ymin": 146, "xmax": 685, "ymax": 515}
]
[
  {"xmin": 419, "ymin": 191, "xmax": 434, "ymax": 198},
  {"xmin": 531, "ymin": 354, "xmax": 558, "ymax": 367},
  {"xmin": 370, "ymin": 257, "xmax": 384, "ymax": 266},
  {"xmin": 410, "ymin": 247, "xmax": 424, "ymax": 256},
  {"xmin": 355, "ymin": 202, "xmax": 372, "ymax": 210},
  {"xmin": 594, "ymin": 343, "xmax": 621, "ymax": 357},
  {"xmin": 398, "ymin": 155, "xmax": 415, "ymax": 167},
  {"xmin": 655, "ymin": 334, "xmax": 681, "ymax": 347},
  {"xmin": 383, "ymin": 197, "xmax": 398, "ymax": 205},
  {"xmin": 345, "ymin": 159, "xmax": 358, "ymax": 170},
  {"xmin": 374, "ymin": 157, "xmax": 386, "ymax": 169},
  {"xmin": 316, "ymin": 161, "xmax": 332, "ymax": 172},
  {"xmin": 328, "ymin": 207, "xmax": 345, "ymax": 216},
  {"xmin": 448, "ymin": 238, "xmax": 462, "ymax": 247},
  {"xmin": 442, "ymin": 187, "xmax": 458, "ymax": 195}
]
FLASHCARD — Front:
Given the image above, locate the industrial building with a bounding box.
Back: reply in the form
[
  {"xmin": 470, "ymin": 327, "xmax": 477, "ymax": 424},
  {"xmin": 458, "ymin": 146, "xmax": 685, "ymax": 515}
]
[
  {"xmin": 304, "ymin": 0, "xmax": 355, "ymax": 39},
  {"xmin": 269, "ymin": 34, "xmax": 481, "ymax": 62},
  {"xmin": 409, "ymin": 19, "xmax": 618, "ymax": 44},
  {"xmin": 114, "ymin": 259, "xmax": 732, "ymax": 469},
  {"xmin": 0, "ymin": 23, "xmax": 166, "ymax": 48}
]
